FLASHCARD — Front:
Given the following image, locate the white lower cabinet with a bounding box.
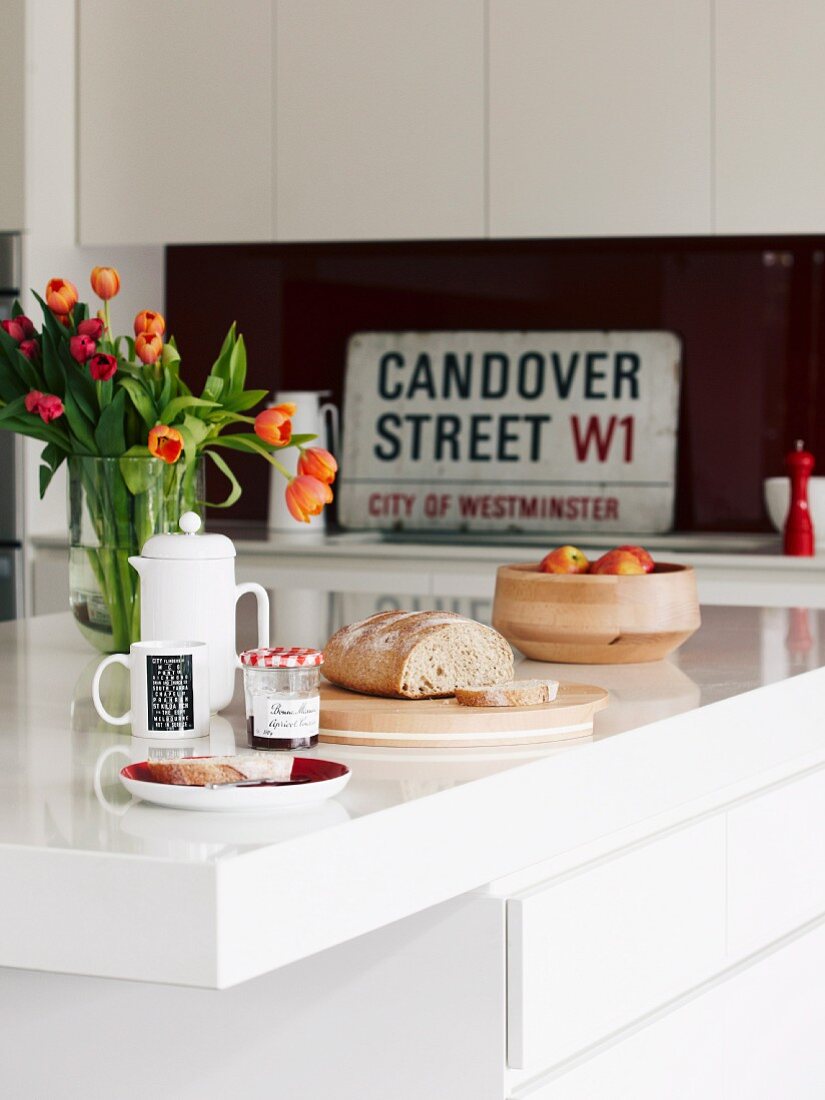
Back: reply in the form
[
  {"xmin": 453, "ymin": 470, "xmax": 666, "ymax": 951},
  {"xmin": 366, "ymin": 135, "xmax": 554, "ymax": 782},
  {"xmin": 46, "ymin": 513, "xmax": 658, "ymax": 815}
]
[
  {"xmin": 727, "ymin": 765, "xmax": 825, "ymax": 956},
  {"xmin": 513, "ymin": 917, "xmax": 825, "ymax": 1100},
  {"xmin": 507, "ymin": 817, "xmax": 726, "ymax": 1072}
]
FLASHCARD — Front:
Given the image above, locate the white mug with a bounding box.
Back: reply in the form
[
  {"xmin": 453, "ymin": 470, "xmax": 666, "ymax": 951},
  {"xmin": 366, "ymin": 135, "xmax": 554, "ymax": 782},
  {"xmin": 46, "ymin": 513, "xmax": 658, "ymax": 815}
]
[
  {"xmin": 92, "ymin": 641, "xmax": 210, "ymax": 738},
  {"xmin": 268, "ymin": 389, "xmax": 340, "ymax": 532}
]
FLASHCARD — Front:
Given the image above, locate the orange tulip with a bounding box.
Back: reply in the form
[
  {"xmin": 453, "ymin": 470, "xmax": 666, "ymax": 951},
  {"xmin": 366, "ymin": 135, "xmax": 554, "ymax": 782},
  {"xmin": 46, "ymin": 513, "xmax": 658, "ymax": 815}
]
[
  {"xmin": 135, "ymin": 331, "xmax": 163, "ymax": 364},
  {"xmin": 254, "ymin": 403, "xmax": 297, "ymax": 447},
  {"xmin": 148, "ymin": 425, "xmax": 183, "ymax": 464},
  {"xmin": 285, "ymin": 475, "xmax": 333, "ymax": 523},
  {"xmin": 90, "ymin": 266, "xmax": 120, "ymax": 300},
  {"xmin": 45, "ymin": 278, "xmax": 78, "ymax": 315},
  {"xmin": 134, "ymin": 309, "xmax": 166, "ymax": 337},
  {"xmin": 297, "ymin": 446, "xmax": 337, "ymax": 485}
]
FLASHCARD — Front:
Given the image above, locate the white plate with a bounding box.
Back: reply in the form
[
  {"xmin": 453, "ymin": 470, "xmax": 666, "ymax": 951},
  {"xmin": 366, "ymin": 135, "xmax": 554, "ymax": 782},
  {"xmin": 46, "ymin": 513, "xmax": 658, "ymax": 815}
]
[{"xmin": 120, "ymin": 756, "xmax": 351, "ymax": 812}]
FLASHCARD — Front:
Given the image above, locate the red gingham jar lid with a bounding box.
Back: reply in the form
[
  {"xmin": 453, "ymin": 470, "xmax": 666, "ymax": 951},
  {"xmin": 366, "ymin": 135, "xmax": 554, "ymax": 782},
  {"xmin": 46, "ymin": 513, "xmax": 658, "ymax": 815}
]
[{"xmin": 240, "ymin": 646, "xmax": 324, "ymax": 668}]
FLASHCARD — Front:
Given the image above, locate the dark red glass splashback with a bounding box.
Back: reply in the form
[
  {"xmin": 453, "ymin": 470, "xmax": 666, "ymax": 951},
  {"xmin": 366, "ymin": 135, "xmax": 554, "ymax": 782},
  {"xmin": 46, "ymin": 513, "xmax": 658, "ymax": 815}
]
[{"xmin": 166, "ymin": 238, "xmax": 825, "ymax": 530}]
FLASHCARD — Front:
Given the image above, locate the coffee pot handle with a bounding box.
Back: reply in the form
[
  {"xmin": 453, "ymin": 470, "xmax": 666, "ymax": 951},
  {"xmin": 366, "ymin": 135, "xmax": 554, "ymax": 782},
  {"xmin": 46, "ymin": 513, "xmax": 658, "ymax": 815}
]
[
  {"xmin": 235, "ymin": 583, "xmax": 270, "ymax": 667},
  {"xmin": 319, "ymin": 401, "xmax": 340, "ymax": 454}
]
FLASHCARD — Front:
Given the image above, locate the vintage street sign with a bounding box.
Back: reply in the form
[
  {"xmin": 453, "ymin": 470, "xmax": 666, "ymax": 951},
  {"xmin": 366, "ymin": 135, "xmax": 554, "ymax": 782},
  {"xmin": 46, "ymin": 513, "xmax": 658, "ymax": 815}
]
[{"xmin": 338, "ymin": 331, "xmax": 682, "ymax": 534}]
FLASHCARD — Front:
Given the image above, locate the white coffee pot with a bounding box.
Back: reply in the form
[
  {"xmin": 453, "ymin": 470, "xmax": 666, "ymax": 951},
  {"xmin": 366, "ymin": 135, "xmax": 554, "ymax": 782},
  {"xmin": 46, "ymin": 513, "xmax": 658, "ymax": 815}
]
[{"xmin": 129, "ymin": 513, "xmax": 269, "ymax": 713}]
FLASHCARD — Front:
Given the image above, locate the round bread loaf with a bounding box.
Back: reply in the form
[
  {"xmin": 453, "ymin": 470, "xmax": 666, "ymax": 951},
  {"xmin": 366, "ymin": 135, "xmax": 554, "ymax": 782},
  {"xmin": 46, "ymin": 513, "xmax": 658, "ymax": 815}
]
[{"xmin": 323, "ymin": 611, "xmax": 514, "ymax": 699}]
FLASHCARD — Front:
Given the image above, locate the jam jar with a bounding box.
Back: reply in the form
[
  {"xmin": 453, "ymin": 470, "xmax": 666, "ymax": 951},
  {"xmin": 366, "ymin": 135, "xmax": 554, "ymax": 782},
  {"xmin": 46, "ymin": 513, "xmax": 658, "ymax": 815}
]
[{"xmin": 239, "ymin": 647, "xmax": 323, "ymax": 750}]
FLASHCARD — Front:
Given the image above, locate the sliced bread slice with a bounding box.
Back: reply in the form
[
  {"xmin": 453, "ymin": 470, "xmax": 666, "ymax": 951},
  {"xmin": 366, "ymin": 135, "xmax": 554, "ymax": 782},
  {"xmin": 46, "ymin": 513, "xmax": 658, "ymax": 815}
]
[{"xmin": 454, "ymin": 679, "xmax": 559, "ymax": 708}]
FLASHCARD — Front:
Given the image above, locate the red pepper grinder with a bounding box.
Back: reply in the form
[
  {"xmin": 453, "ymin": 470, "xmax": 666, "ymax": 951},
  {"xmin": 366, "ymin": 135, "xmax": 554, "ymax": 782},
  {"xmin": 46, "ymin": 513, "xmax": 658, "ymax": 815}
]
[{"xmin": 783, "ymin": 439, "xmax": 815, "ymax": 556}]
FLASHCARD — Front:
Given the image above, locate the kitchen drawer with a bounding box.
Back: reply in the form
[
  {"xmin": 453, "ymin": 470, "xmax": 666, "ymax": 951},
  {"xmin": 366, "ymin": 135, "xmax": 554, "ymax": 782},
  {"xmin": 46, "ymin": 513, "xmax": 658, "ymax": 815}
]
[
  {"xmin": 513, "ymin": 914, "xmax": 825, "ymax": 1099},
  {"xmin": 508, "ymin": 816, "xmax": 726, "ymax": 1072},
  {"xmin": 727, "ymin": 765, "xmax": 825, "ymax": 957}
]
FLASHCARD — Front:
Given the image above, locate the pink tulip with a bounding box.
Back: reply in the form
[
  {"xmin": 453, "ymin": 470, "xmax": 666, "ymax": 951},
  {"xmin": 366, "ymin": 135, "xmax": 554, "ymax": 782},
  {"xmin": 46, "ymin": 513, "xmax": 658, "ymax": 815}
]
[
  {"xmin": 37, "ymin": 394, "xmax": 64, "ymax": 422},
  {"xmin": 1, "ymin": 319, "xmax": 24, "ymax": 342},
  {"xmin": 69, "ymin": 334, "xmax": 96, "ymax": 363},
  {"xmin": 77, "ymin": 317, "xmax": 105, "ymax": 340},
  {"xmin": 24, "ymin": 390, "xmax": 64, "ymax": 423},
  {"xmin": 18, "ymin": 339, "xmax": 39, "ymax": 361}
]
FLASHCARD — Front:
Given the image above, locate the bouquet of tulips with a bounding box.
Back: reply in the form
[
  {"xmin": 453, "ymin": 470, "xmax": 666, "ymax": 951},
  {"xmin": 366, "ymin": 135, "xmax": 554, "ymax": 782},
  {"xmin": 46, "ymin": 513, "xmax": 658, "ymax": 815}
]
[{"xmin": 0, "ymin": 265, "xmax": 338, "ymax": 650}]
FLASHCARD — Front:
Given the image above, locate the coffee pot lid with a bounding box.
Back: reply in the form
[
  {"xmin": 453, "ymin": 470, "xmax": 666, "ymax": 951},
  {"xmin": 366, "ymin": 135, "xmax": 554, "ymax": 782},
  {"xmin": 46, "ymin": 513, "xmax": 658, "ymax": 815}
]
[{"xmin": 139, "ymin": 512, "xmax": 236, "ymax": 560}]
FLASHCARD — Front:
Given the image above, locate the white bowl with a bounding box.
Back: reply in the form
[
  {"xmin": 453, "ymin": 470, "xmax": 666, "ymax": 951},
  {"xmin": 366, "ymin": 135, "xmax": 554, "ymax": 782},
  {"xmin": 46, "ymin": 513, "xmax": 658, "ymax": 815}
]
[{"xmin": 764, "ymin": 477, "xmax": 825, "ymax": 547}]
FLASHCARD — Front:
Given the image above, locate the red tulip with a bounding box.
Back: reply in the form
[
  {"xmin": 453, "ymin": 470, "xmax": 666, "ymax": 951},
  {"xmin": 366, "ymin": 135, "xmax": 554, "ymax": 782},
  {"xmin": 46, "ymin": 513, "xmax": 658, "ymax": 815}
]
[
  {"xmin": 254, "ymin": 403, "xmax": 297, "ymax": 447},
  {"xmin": 25, "ymin": 390, "xmax": 64, "ymax": 423},
  {"xmin": 18, "ymin": 339, "xmax": 39, "ymax": 361},
  {"xmin": 90, "ymin": 266, "xmax": 120, "ymax": 300},
  {"xmin": 148, "ymin": 424, "xmax": 183, "ymax": 464},
  {"xmin": 135, "ymin": 331, "xmax": 163, "ymax": 364},
  {"xmin": 77, "ymin": 317, "xmax": 105, "ymax": 340},
  {"xmin": 133, "ymin": 309, "xmax": 165, "ymax": 337},
  {"xmin": 297, "ymin": 446, "xmax": 337, "ymax": 485},
  {"xmin": 285, "ymin": 474, "xmax": 333, "ymax": 523},
  {"xmin": 89, "ymin": 352, "xmax": 117, "ymax": 381},
  {"xmin": 45, "ymin": 278, "xmax": 78, "ymax": 315},
  {"xmin": 69, "ymin": 334, "xmax": 96, "ymax": 363}
]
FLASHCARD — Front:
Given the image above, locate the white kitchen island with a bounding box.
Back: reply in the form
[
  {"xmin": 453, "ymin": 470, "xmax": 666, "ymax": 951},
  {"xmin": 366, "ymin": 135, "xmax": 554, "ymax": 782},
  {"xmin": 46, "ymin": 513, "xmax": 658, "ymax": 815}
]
[{"xmin": 2, "ymin": 600, "xmax": 825, "ymax": 1099}]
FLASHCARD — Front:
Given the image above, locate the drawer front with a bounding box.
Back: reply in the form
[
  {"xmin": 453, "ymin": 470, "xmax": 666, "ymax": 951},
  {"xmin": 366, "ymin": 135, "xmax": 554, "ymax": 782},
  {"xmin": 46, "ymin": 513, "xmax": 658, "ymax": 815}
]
[
  {"xmin": 508, "ymin": 816, "xmax": 726, "ymax": 1071},
  {"xmin": 514, "ymin": 915, "xmax": 825, "ymax": 1100},
  {"xmin": 727, "ymin": 765, "xmax": 825, "ymax": 957}
]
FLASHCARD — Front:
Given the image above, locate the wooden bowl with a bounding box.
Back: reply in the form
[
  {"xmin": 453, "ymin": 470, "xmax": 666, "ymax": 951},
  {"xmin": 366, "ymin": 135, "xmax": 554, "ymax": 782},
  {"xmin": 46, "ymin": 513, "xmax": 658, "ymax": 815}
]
[{"xmin": 492, "ymin": 562, "xmax": 701, "ymax": 664}]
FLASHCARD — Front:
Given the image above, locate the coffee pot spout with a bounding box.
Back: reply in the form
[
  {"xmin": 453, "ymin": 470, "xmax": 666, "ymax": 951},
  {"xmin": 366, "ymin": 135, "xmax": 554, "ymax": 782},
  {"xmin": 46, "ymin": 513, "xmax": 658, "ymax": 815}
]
[{"xmin": 128, "ymin": 555, "xmax": 147, "ymax": 578}]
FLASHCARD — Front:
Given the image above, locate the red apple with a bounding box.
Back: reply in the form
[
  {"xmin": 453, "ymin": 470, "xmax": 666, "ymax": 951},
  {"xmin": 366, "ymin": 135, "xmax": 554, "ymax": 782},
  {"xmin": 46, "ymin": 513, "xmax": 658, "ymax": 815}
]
[
  {"xmin": 614, "ymin": 544, "xmax": 654, "ymax": 573},
  {"xmin": 539, "ymin": 545, "xmax": 590, "ymax": 574},
  {"xmin": 590, "ymin": 549, "xmax": 646, "ymax": 575}
]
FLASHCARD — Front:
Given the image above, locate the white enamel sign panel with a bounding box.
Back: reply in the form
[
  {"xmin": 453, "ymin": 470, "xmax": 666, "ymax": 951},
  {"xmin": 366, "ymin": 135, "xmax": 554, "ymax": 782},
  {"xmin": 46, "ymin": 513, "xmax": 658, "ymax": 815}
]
[{"xmin": 338, "ymin": 331, "xmax": 681, "ymax": 534}]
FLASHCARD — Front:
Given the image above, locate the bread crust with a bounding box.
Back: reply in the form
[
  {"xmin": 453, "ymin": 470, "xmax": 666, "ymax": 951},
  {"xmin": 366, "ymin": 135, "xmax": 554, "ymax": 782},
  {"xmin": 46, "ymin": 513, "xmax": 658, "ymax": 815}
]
[
  {"xmin": 455, "ymin": 679, "xmax": 558, "ymax": 708},
  {"xmin": 323, "ymin": 611, "xmax": 514, "ymax": 699},
  {"xmin": 146, "ymin": 754, "xmax": 292, "ymax": 786}
]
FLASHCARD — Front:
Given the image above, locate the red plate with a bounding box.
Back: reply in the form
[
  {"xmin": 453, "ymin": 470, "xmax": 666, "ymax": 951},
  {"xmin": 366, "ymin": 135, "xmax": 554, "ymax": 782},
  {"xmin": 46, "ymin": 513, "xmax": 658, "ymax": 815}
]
[
  {"xmin": 122, "ymin": 757, "xmax": 350, "ymax": 785},
  {"xmin": 119, "ymin": 756, "xmax": 351, "ymax": 812}
]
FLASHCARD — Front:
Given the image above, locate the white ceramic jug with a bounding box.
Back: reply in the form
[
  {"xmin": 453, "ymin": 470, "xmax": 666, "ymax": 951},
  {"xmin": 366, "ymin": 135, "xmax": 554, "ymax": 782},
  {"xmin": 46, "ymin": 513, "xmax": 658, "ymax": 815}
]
[
  {"xmin": 128, "ymin": 513, "xmax": 269, "ymax": 713},
  {"xmin": 268, "ymin": 389, "xmax": 339, "ymax": 532}
]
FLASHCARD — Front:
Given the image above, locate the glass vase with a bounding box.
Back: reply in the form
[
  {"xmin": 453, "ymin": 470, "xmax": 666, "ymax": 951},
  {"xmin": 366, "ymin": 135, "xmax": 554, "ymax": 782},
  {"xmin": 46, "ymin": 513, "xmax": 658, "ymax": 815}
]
[{"xmin": 67, "ymin": 455, "xmax": 204, "ymax": 654}]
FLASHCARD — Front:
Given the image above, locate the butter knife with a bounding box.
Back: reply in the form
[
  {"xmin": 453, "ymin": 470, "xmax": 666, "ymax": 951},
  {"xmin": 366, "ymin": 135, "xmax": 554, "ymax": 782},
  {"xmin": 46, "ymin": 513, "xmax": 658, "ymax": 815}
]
[{"xmin": 206, "ymin": 776, "xmax": 312, "ymax": 789}]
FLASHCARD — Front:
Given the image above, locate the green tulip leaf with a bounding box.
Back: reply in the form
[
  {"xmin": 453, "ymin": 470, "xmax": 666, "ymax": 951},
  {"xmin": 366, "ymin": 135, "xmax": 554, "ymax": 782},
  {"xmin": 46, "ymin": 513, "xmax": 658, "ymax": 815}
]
[
  {"xmin": 119, "ymin": 450, "xmax": 158, "ymax": 495},
  {"xmin": 94, "ymin": 388, "xmax": 126, "ymax": 456},
  {"xmin": 220, "ymin": 388, "xmax": 268, "ymax": 413},
  {"xmin": 202, "ymin": 449, "xmax": 242, "ymax": 508},
  {"xmin": 159, "ymin": 395, "xmax": 219, "ymax": 423},
  {"xmin": 118, "ymin": 376, "xmax": 157, "ymax": 430},
  {"xmin": 202, "ymin": 375, "xmax": 225, "ymax": 403}
]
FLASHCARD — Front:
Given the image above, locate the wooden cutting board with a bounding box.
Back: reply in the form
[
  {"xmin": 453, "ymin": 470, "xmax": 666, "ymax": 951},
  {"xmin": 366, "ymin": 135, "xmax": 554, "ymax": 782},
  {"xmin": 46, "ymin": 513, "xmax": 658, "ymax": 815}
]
[{"xmin": 318, "ymin": 681, "xmax": 608, "ymax": 749}]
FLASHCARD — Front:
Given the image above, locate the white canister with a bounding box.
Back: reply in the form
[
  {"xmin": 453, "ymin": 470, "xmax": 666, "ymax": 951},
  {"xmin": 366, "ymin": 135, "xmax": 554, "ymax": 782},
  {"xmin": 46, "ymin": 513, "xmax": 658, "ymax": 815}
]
[{"xmin": 268, "ymin": 390, "xmax": 339, "ymax": 531}]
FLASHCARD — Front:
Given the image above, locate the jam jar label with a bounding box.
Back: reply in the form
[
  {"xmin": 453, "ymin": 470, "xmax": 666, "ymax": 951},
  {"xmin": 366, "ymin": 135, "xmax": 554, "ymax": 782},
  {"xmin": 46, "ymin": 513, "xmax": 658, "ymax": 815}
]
[{"xmin": 252, "ymin": 695, "xmax": 320, "ymax": 738}]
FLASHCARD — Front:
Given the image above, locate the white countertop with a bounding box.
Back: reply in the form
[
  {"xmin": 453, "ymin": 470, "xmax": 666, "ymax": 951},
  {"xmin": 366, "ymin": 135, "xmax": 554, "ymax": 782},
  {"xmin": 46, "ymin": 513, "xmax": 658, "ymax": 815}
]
[{"xmin": 2, "ymin": 602, "xmax": 825, "ymax": 988}]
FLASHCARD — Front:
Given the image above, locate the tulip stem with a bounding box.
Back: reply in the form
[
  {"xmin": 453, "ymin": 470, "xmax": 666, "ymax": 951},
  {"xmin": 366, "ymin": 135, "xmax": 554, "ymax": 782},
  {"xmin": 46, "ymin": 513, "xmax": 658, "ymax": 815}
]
[{"xmin": 270, "ymin": 457, "xmax": 292, "ymax": 481}]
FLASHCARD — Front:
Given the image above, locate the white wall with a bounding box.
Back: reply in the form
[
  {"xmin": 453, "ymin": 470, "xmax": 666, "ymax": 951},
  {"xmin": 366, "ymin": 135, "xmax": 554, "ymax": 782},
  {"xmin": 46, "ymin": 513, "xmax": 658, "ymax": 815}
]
[{"xmin": 21, "ymin": 0, "xmax": 164, "ymax": 546}]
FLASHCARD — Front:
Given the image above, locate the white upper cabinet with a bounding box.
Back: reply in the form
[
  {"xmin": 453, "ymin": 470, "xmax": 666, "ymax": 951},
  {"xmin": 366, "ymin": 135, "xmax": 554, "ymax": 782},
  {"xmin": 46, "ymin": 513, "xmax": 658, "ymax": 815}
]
[
  {"xmin": 78, "ymin": 0, "xmax": 273, "ymax": 245},
  {"xmin": 488, "ymin": 0, "xmax": 712, "ymax": 238},
  {"xmin": 0, "ymin": 0, "xmax": 25, "ymax": 232},
  {"xmin": 274, "ymin": 0, "xmax": 485, "ymax": 241},
  {"xmin": 715, "ymin": 0, "xmax": 825, "ymax": 234}
]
